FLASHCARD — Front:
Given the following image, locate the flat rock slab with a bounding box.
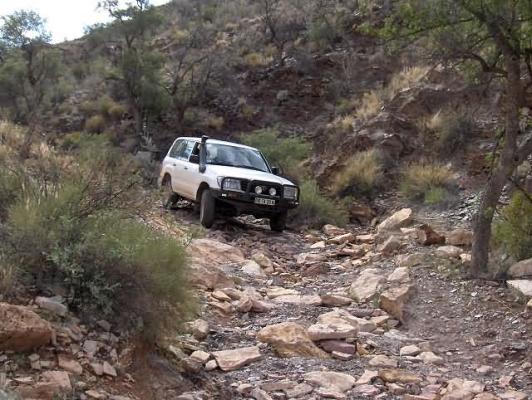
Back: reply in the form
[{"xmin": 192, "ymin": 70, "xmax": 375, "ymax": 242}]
[
  {"xmin": 257, "ymin": 322, "xmax": 328, "ymax": 359},
  {"xmin": 212, "ymin": 346, "xmax": 262, "ymax": 371},
  {"xmin": 273, "ymin": 294, "xmax": 322, "ymax": 306},
  {"xmin": 304, "ymin": 371, "xmax": 356, "ymax": 393},
  {"xmin": 507, "ymin": 280, "xmax": 532, "ymax": 298},
  {"xmin": 307, "ymin": 323, "xmax": 357, "ymax": 341}
]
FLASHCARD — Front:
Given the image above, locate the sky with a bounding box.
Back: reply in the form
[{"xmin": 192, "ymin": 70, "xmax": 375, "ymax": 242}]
[{"xmin": 0, "ymin": 0, "xmax": 170, "ymax": 43}]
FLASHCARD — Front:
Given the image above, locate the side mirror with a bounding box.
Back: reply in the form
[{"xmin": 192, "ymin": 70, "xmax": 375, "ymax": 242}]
[
  {"xmin": 271, "ymin": 167, "xmax": 280, "ymax": 175},
  {"xmin": 190, "ymin": 154, "xmax": 199, "ymax": 164}
]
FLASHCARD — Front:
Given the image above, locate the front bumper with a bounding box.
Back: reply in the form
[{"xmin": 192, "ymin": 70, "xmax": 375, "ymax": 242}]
[{"xmin": 211, "ymin": 188, "xmax": 299, "ymax": 216}]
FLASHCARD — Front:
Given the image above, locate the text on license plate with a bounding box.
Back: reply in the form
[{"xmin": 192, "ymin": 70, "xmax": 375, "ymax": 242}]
[{"xmin": 254, "ymin": 197, "xmax": 276, "ymax": 206}]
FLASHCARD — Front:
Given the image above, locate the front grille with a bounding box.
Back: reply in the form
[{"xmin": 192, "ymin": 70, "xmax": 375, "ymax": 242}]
[{"xmin": 241, "ymin": 180, "xmax": 250, "ymax": 192}]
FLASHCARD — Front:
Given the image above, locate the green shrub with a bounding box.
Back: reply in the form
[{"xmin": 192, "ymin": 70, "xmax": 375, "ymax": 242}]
[
  {"xmin": 290, "ymin": 179, "xmax": 349, "ymax": 228},
  {"xmin": 493, "ymin": 192, "xmax": 532, "ymax": 261},
  {"xmin": 437, "ymin": 112, "xmax": 476, "ymax": 156},
  {"xmin": 85, "ymin": 115, "xmax": 106, "ymax": 133},
  {"xmin": 400, "ymin": 161, "xmax": 454, "ymax": 204},
  {"xmin": 240, "ymin": 128, "xmax": 311, "ymax": 181},
  {"xmin": 1, "ymin": 137, "xmax": 192, "ymax": 337},
  {"xmin": 99, "ymin": 97, "xmax": 126, "ymax": 120},
  {"xmin": 331, "ymin": 150, "xmax": 383, "ymax": 197}
]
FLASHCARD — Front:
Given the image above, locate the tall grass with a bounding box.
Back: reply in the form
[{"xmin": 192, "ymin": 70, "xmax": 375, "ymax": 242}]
[
  {"xmin": 331, "ymin": 149, "xmax": 383, "ymax": 197},
  {"xmin": 400, "ymin": 161, "xmax": 454, "ymax": 204}
]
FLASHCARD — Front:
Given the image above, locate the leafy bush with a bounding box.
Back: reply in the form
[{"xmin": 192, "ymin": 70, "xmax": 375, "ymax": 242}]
[
  {"xmin": 331, "ymin": 150, "xmax": 383, "ymax": 197},
  {"xmin": 437, "ymin": 112, "xmax": 476, "ymax": 156},
  {"xmin": 290, "ymin": 179, "xmax": 349, "ymax": 228},
  {"xmin": 244, "ymin": 52, "xmax": 271, "ymax": 67},
  {"xmin": 240, "ymin": 128, "xmax": 311, "ymax": 181},
  {"xmin": 85, "ymin": 115, "xmax": 106, "ymax": 133},
  {"xmin": 99, "ymin": 97, "xmax": 126, "ymax": 120},
  {"xmin": 493, "ymin": 192, "xmax": 532, "ymax": 261},
  {"xmin": 400, "ymin": 161, "xmax": 454, "ymax": 204},
  {"xmin": 0, "ymin": 135, "xmax": 192, "ymax": 337}
]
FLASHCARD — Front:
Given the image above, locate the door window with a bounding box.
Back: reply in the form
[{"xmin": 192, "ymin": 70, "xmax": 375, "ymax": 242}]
[
  {"xmin": 169, "ymin": 140, "xmax": 185, "ymax": 159},
  {"xmin": 181, "ymin": 141, "xmax": 195, "ymax": 160}
]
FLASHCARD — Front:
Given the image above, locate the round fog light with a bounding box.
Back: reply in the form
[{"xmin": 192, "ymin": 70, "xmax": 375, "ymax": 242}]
[
  {"xmin": 254, "ymin": 186, "xmax": 263, "ymax": 194},
  {"xmin": 269, "ymin": 188, "xmax": 277, "ymax": 196}
]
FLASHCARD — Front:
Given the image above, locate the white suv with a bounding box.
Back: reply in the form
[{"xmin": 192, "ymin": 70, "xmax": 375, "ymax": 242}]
[{"xmin": 158, "ymin": 136, "xmax": 299, "ymax": 232}]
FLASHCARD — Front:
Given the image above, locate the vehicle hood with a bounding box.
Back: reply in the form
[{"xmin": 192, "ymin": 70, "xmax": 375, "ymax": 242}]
[{"xmin": 208, "ymin": 165, "xmax": 296, "ymax": 186}]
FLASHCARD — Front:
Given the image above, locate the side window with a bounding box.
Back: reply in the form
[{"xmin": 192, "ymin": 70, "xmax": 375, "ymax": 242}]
[
  {"xmin": 181, "ymin": 141, "xmax": 195, "ymax": 161},
  {"xmin": 169, "ymin": 140, "xmax": 185, "ymax": 159}
]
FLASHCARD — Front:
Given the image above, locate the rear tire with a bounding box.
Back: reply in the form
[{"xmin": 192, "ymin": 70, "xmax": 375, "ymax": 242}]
[
  {"xmin": 162, "ymin": 176, "xmax": 179, "ymax": 209},
  {"xmin": 199, "ymin": 189, "xmax": 216, "ymax": 228},
  {"xmin": 269, "ymin": 212, "xmax": 287, "ymax": 232}
]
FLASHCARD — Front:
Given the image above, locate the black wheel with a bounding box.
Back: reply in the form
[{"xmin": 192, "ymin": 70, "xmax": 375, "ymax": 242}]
[
  {"xmin": 199, "ymin": 189, "xmax": 216, "ymax": 228},
  {"xmin": 269, "ymin": 211, "xmax": 287, "ymax": 232},
  {"xmin": 162, "ymin": 176, "xmax": 179, "ymax": 209}
]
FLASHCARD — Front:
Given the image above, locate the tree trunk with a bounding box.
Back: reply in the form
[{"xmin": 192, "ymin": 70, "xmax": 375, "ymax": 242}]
[{"xmin": 470, "ymin": 54, "xmax": 522, "ymax": 277}]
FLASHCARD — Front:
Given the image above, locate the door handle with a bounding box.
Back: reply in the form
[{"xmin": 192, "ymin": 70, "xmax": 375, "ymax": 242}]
[
  {"xmin": 172, "ymin": 163, "xmax": 177, "ymax": 167},
  {"xmin": 184, "ymin": 166, "xmax": 188, "ymax": 170}
]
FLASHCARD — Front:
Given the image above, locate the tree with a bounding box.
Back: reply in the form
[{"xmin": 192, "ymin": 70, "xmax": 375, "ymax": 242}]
[
  {"xmin": 0, "ymin": 10, "xmax": 60, "ymax": 156},
  {"xmin": 377, "ymin": 0, "xmax": 532, "ymax": 276},
  {"xmin": 99, "ymin": 0, "xmax": 168, "ymax": 141},
  {"xmin": 258, "ymin": 0, "xmax": 306, "ymax": 65},
  {"xmin": 163, "ymin": 22, "xmax": 219, "ymax": 127}
]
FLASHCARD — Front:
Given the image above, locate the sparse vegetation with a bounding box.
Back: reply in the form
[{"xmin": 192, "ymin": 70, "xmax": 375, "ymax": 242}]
[
  {"xmin": 241, "ymin": 128, "xmax": 349, "ymax": 227},
  {"xmin": 0, "ymin": 126, "xmax": 192, "ymax": 337},
  {"xmin": 291, "ymin": 179, "xmax": 349, "ymax": 228},
  {"xmin": 85, "ymin": 115, "xmax": 106, "ymax": 133},
  {"xmin": 241, "ymin": 128, "xmax": 311, "ymax": 181},
  {"xmin": 493, "ymin": 192, "xmax": 532, "ymax": 261},
  {"xmin": 400, "ymin": 161, "xmax": 454, "ymax": 204},
  {"xmin": 331, "ymin": 149, "xmax": 383, "ymax": 197},
  {"xmin": 437, "ymin": 112, "xmax": 476, "ymax": 156}
]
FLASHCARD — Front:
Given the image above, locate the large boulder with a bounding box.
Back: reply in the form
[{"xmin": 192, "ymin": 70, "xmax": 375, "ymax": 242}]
[
  {"xmin": 446, "ymin": 228, "xmax": 473, "ymax": 246},
  {"xmin": 507, "ymin": 280, "xmax": 532, "ymax": 298},
  {"xmin": 187, "ymin": 238, "xmax": 244, "ymax": 289},
  {"xmin": 188, "ymin": 238, "xmax": 245, "ymax": 265},
  {"xmin": 257, "ymin": 322, "xmax": 328, "ymax": 358},
  {"xmin": 349, "ymin": 269, "xmax": 385, "ymax": 302},
  {"xmin": 377, "ymin": 208, "xmax": 413, "ymax": 233},
  {"xmin": 507, "ymin": 258, "xmax": 532, "ymax": 278},
  {"xmin": 0, "ymin": 303, "xmax": 53, "ymax": 352}
]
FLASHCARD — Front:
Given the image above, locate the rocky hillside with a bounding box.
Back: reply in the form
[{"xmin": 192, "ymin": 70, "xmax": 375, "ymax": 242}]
[{"xmin": 2, "ymin": 203, "xmax": 530, "ymax": 399}]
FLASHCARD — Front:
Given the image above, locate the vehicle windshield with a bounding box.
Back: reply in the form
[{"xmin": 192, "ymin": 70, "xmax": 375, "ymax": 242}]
[{"xmin": 205, "ymin": 143, "xmax": 270, "ymax": 172}]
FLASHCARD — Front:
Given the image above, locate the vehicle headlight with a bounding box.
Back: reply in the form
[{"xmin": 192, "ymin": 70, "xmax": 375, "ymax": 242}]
[
  {"xmin": 269, "ymin": 187, "xmax": 277, "ymax": 196},
  {"xmin": 254, "ymin": 186, "xmax": 263, "ymax": 194},
  {"xmin": 283, "ymin": 186, "xmax": 298, "ymax": 200},
  {"xmin": 222, "ymin": 178, "xmax": 242, "ymax": 191}
]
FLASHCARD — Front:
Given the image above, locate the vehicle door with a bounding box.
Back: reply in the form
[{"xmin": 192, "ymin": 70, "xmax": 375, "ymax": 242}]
[
  {"xmin": 164, "ymin": 139, "xmax": 187, "ymax": 196},
  {"xmin": 172, "ymin": 139, "xmax": 197, "ymax": 199}
]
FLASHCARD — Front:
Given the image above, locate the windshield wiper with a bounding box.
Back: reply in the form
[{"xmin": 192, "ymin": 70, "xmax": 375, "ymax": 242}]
[{"xmin": 233, "ymin": 165, "xmax": 268, "ymax": 172}]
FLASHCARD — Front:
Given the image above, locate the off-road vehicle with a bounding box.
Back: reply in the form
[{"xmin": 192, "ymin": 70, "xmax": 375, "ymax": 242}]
[{"xmin": 158, "ymin": 136, "xmax": 299, "ymax": 232}]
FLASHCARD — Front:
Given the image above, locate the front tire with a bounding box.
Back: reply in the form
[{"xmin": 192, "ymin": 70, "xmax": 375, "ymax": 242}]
[
  {"xmin": 162, "ymin": 176, "xmax": 179, "ymax": 209},
  {"xmin": 199, "ymin": 189, "xmax": 216, "ymax": 228},
  {"xmin": 269, "ymin": 212, "xmax": 287, "ymax": 232}
]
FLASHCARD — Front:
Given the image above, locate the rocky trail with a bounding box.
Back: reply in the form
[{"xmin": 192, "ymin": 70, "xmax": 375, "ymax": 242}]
[
  {"xmin": 172, "ymin": 206, "xmax": 532, "ymax": 400},
  {"xmin": 1, "ymin": 204, "xmax": 531, "ymax": 400}
]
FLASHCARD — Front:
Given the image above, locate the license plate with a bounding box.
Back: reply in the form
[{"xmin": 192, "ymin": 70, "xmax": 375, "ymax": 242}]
[{"xmin": 254, "ymin": 197, "xmax": 276, "ymax": 206}]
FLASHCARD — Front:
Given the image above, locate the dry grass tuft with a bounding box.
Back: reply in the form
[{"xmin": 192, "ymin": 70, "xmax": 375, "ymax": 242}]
[
  {"xmin": 400, "ymin": 161, "xmax": 454, "ymax": 203},
  {"xmin": 331, "ymin": 149, "xmax": 383, "ymax": 196}
]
